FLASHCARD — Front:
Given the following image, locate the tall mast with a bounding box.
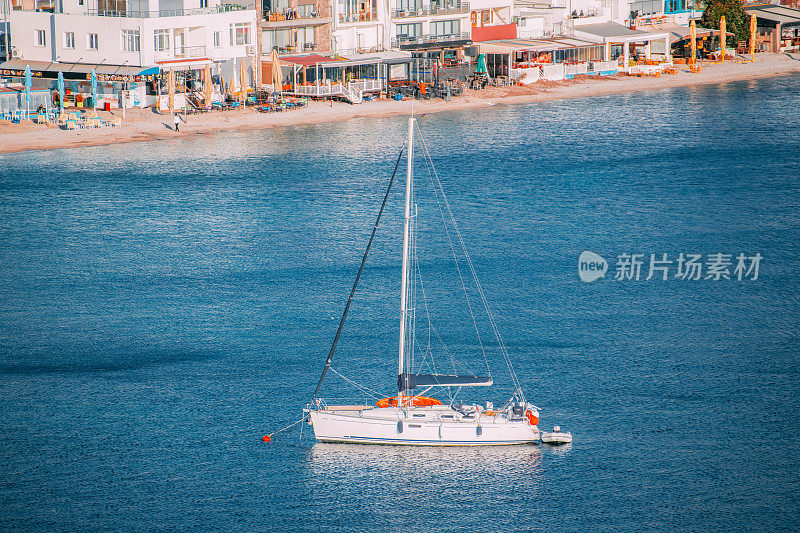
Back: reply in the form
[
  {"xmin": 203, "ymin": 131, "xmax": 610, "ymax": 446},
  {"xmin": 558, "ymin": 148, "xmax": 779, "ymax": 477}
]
[{"xmin": 398, "ymin": 116, "xmax": 414, "ymax": 407}]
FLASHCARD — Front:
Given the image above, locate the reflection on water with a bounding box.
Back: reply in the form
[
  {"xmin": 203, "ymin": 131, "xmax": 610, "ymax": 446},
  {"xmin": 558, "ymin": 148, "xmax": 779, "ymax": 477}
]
[
  {"xmin": 303, "ymin": 443, "xmax": 547, "ymax": 523},
  {"xmin": 307, "ymin": 442, "xmax": 544, "ymax": 480}
]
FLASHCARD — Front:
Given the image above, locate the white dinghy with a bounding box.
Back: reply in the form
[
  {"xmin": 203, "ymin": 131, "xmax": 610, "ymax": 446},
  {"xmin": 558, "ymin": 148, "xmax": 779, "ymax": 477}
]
[
  {"xmin": 303, "ymin": 117, "xmax": 552, "ymax": 446},
  {"xmin": 541, "ymin": 426, "xmax": 572, "ymax": 445}
]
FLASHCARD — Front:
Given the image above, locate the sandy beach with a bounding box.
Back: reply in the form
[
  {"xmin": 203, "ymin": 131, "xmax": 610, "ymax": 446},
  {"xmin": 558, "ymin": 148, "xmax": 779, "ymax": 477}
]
[{"xmin": 1, "ymin": 53, "xmax": 798, "ymax": 155}]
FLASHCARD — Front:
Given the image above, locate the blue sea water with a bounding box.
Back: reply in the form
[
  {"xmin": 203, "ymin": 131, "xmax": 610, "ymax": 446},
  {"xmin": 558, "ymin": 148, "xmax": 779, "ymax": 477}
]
[{"xmin": 1, "ymin": 74, "xmax": 799, "ymax": 531}]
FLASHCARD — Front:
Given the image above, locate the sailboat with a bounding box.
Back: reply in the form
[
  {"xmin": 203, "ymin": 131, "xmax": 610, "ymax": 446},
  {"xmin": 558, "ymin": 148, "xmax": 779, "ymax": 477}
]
[{"xmin": 305, "ymin": 117, "xmax": 542, "ymax": 446}]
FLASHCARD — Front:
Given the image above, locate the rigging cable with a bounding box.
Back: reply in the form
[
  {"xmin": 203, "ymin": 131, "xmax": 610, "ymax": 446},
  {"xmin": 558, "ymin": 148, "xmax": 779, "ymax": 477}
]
[
  {"xmin": 310, "ymin": 146, "xmax": 406, "ymax": 404},
  {"xmin": 416, "ymin": 125, "xmax": 492, "ymax": 380},
  {"xmin": 416, "ymin": 124, "xmax": 525, "ymax": 401}
]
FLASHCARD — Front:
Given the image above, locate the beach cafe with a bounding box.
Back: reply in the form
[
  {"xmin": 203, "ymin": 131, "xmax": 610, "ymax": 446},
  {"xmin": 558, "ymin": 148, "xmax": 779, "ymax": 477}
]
[
  {"xmin": 637, "ymin": 22, "xmax": 733, "ymax": 59},
  {"xmin": 573, "ymin": 23, "xmax": 672, "ymax": 74},
  {"xmin": 273, "ymin": 54, "xmax": 433, "ymax": 103},
  {"xmin": 476, "ymin": 36, "xmax": 619, "ymax": 83},
  {"xmin": 0, "ymin": 60, "xmax": 158, "ymax": 111}
]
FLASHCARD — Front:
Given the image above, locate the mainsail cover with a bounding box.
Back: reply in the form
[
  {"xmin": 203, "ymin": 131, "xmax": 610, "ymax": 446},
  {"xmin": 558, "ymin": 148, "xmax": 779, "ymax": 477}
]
[{"xmin": 399, "ymin": 373, "xmax": 493, "ymax": 390}]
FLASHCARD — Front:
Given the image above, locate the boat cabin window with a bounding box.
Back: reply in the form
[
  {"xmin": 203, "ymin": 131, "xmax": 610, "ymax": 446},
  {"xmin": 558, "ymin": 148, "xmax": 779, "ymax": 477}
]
[{"xmin": 412, "ymin": 413, "xmax": 426, "ymax": 417}]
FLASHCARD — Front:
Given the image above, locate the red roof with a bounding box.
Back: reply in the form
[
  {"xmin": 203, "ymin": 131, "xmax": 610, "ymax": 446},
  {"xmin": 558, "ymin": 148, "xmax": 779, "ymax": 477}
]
[{"xmin": 280, "ymin": 54, "xmax": 344, "ymax": 66}]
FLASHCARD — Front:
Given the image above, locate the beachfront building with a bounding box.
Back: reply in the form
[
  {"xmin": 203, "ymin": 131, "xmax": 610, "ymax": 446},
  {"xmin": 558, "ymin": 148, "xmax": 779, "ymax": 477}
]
[
  {"xmin": 259, "ymin": 0, "xmax": 333, "ymax": 55},
  {"xmin": 477, "ymin": 19, "xmax": 670, "ymax": 82},
  {"xmin": 330, "ymin": 0, "xmax": 388, "ymax": 55},
  {"xmin": 745, "ymin": 3, "xmax": 800, "ymax": 53},
  {"xmin": 0, "ymin": 0, "xmax": 257, "ymax": 108},
  {"xmin": 389, "ymin": 0, "xmax": 472, "ymax": 65}
]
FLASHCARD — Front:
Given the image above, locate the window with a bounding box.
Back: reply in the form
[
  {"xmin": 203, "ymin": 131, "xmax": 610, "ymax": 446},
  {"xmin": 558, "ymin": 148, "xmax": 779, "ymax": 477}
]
[
  {"xmin": 431, "ymin": 19, "xmax": 460, "ymax": 36},
  {"xmin": 481, "ymin": 10, "xmax": 490, "ymax": 24},
  {"xmin": 229, "ymin": 23, "xmax": 251, "ymax": 45},
  {"xmin": 297, "ymin": 26, "xmax": 315, "ymax": 50},
  {"xmin": 297, "ymin": 4, "xmax": 313, "ymax": 17},
  {"xmin": 154, "ymin": 29, "xmax": 170, "ymax": 51},
  {"xmin": 121, "ymin": 29, "xmax": 140, "ymax": 52},
  {"xmin": 64, "ymin": 32, "xmax": 75, "ymax": 49},
  {"xmin": 213, "ymin": 31, "xmax": 221, "ymax": 47},
  {"xmin": 87, "ymin": 33, "xmax": 99, "ymax": 50},
  {"xmin": 35, "ymin": 29, "xmax": 46, "ymax": 47},
  {"xmin": 200, "ymin": 0, "xmax": 208, "ymax": 6},
  {"xmin": 396, "ymin": 22, "xmax": 422, "ymax": 40},
  {"xmin": 396, "ymin": 0, "xmax": 421, "ymax": 11}
]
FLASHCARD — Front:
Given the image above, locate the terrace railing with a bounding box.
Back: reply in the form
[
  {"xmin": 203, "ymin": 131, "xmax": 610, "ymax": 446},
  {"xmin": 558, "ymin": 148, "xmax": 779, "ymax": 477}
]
[
  {"xmin": 392, "ymin": 32, "xmax": 470, "ymax": 47},
  {"xmin": 292, "ymin": 79, "xmax": 382, "ymax": 100},
  {"xmin": 86, "ymin": 4, "xmax": 249, "ymax": 18},
  {"xmin": 338, "ymin": 11, "xmax": 379, "ymax": 23},
  {"xmin": 391, "ymin": 2, "xmax": 469, "ymax": 18},
  {"xmin": 154, "ymin": 45, "xmax": 208, "ymax": 62}
]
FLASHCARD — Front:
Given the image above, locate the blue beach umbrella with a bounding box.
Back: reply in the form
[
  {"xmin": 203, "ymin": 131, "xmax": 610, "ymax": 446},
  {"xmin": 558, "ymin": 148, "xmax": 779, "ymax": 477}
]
[
  {"xmin": 24, "ymin": 65, "xmax": 32, "ymax": 115},
  {"xmin": 476, "ymin": 54, "xmax": 487, "ymax": 74},
  {"xmin": 91, "ymin": 68, "xmax": 98, "ymax": 110},
  {"xmin": 57, "ymin": 72, "xmax": 65, "ymax": 112}
]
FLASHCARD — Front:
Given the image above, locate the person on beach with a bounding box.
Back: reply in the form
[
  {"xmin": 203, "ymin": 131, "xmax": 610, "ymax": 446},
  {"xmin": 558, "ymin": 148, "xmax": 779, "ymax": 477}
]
[{"xmin": 173, "ymin": 113, "xmax": 181, "ymax": 132}]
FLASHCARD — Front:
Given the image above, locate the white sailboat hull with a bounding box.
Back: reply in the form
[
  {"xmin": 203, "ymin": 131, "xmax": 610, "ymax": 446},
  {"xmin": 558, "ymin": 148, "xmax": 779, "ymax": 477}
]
[{"xmin": 310, "ymin": 407, "xmax": 540, "ymax": 446}]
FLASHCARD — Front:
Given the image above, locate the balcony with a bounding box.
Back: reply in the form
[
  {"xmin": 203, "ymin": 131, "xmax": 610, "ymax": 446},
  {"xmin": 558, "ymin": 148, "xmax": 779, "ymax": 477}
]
[
  {"xmin": 338, "ymin": 11, "xmax": 379, "ymax": 23},
  {"xmin": 261, "ymin": 12, "xmax": 333, "ymax": 28},
  {"xmin": 86, "ymin": 4, "xmax": 250, "ymax": 18},
  {"xmin": 392, "ymin": 31, "xmax": 470, "ymax": 48},
  {"xmin": 391, "ymin": 2, "xmax": 470, "ymax": 18},
  {"xmin": 266, "ymin": 42, "xmax": 322, "ymax": 54},
  {"xmin": 154, "ymin": 45, "xmax": 208, "ymax": 62}
]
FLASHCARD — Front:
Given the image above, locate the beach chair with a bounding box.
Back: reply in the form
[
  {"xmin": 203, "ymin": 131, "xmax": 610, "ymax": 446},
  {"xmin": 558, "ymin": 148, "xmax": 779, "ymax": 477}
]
[{"xmin": 66, "ymin": 119, "xmax": 78, "ymax": 130}]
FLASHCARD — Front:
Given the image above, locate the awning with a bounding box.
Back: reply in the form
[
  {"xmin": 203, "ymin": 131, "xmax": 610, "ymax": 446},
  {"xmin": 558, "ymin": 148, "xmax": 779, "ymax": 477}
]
[
  {"xmin": 155, "ymin": 57, "xmax": 212, "ymax": 69},
  {"xmin": 746, "ymin": 4, "xmax": 800, "ymax": 25},
  {"xmin": 575, "ymin": 22, "xmax": 670, "ymax": 43},
  {"xmin": 399, "ymin": 373, "xmax": 493, "ymax": 389},
  {"xmin": 280, "ymin": 54, "xmax": 344, "ymax": 67},
  {"xmin": 0, "ymin": 60, "xmax": 159, "ymax": 81},
  {"xmin": 639, "ymin": 23, "xmax": 734, "ymax": 40},
  {"xmin": 478, "ymin": 36, "xmax": 606, "ymax": 54}
]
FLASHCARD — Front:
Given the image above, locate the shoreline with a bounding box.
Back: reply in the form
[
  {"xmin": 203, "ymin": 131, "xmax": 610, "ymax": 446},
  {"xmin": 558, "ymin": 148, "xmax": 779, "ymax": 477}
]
[{"xmin": 2, "ymin": 53, "xmax": 799, "ymax": 155}]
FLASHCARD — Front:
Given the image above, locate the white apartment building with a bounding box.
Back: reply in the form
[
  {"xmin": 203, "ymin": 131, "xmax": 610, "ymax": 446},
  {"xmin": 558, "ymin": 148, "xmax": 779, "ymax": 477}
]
[
  {"xmin": 8, "ymin": 0, "xmax": 256, "ymax": 65},
  {"xmin": 3, "ymin": 0, "xmax": 257, "ymax": 106},
  {"xmin": 514, "ymin": 0, "xmax": 639, "ymax": 39},
  {"xmin": 330, "ymin": 0, "xmax": 389, "ymax": 54},
  {"xmin": 388, "ymin": 0, "xmax": 471, "ymax": 53}
]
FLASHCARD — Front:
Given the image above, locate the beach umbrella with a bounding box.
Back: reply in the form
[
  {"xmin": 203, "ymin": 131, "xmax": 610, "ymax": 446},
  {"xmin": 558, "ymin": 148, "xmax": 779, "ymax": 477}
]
[
  {"xmin": 24, "ymin": 65, "xmax": 31, "ymax": 117},
  {"xmin": 749, "ymin": 14, "xmax": 757, "ymax": 62},
  {"xmin": 475, "ymin": 53, "xmax": 487, "ymax": 74},
  {"xmin": 167, "ymin": 67, "xmax": 175, "ymax": 113},
  {"xmin": 228, "ymin": 66, "xmax": 237, "ymax": 100},
  {"xmin": 720, "ymin": 16, "xmax": 726, "ymax": 63},
  {"xmin": 57, "ymin": 72, "xmax": 65, "ymax": 112},
  {"xmin": 203, "ymin": 65, "xmax": 213, "ymax": 106},
  {"xmin": 239, "ymin": 58, "xmax": 247, "ymax": 108},
  {"xmin": 270, "ymin": 49, "xmax": 281, "ymax": 89},
  {"xmin": 689, "ymin": 20, "xmax": 697, "ymax": 69},
  {"xmin": 91, "ymin": 68, "xmax": 98, "ymax": 111}
]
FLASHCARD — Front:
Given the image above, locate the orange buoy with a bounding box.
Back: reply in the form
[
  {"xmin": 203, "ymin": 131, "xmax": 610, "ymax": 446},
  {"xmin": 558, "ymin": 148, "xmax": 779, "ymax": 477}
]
[
  {"xmin": 525, "ymin": 410, "xmax": 539, "ymax": 426},
  {"xmin": 376, "ymin": 396, "xmax": 443, "ymax": 408},
  {"xmin": 262, "ymin": 435, "xmax": 271, "ymax": 443}
]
